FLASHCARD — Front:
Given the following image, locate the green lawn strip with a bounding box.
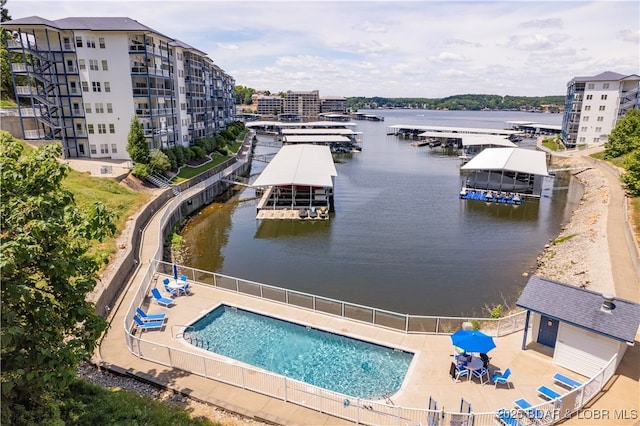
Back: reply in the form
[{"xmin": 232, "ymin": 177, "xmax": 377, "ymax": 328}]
[{"xmin": 173, "ymin": 154, "xmax": 230, "ymax": 183}]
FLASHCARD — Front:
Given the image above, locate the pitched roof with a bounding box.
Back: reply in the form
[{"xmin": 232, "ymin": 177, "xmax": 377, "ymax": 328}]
[
  {"xmin": 252, "ymin": 144, "xmax": 337, "ymax": 188},
  {"xmin": 516, "ymin": 275, "xmax": 640, "ymax": 343},
  {"xmin": 2, "ymin": 16, "xmax": 168, "ymax": 37},
  {"xmin": 571, "ymin": 71, "xmax": 629, "ymax": 83}
]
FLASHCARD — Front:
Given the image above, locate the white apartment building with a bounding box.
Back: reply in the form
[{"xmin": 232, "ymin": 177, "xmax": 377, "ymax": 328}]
[
  {"xmin": 561, "ymin": 71, "xmax": 639, "ymax": 147},
  {"xmin": 2, "ymin": 16, "xmax": 235, "ymax": 160},
  {"xmin": 256, "ymin": 95, "xmax": 283, "ymax": 116},
  {"xmin": 320, "ymin": 96, "xmax": 347, "ymax": 113}
]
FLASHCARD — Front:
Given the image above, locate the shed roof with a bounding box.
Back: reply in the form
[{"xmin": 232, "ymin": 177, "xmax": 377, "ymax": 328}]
[
  {"xmin": 252, "ymin": 144, "xmax": 337, "ymax": 188},
  {"xmin": 461, "ymin": 147, "xmax": 548, "ymax": 176},
  {"xmin": 516, "ymin": 275, "xmax": 640, "ymax": 343}
]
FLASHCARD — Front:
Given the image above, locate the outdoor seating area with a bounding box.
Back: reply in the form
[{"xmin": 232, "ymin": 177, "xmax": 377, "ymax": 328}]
[{"xmin": 450, "ymin": 328, "xmax": 497, "ymax": 386}]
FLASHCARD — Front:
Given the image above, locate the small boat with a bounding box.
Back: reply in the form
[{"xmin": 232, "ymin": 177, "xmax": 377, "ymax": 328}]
[
  {"xmin": 309, "ymin": 207, "xmax": 318, "ymax": 219},
  {"xmin": 319, "ymin": 207, "xmax": 329, "ymax": 219},
  {"xmin": 298, "ymin": 208, "xmax": 308, "ymax": 219}
]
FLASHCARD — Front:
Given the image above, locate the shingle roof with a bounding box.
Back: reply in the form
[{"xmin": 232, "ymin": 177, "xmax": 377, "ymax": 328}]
[
  {"xmin": 571, "ymin": 71, "xmax": 628, "ymax": 83},
  {"xmin": 516, "ymin": 275, "xmax": 640, "ymax": 343},
  {"xmin": 2, "ymin": 16, "xmax": 168, "ymax": 38}
]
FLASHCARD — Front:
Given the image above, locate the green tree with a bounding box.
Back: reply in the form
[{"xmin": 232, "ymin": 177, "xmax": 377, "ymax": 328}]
[
  {"xmin": 621, "ymin": 149, "xmax": 640, "ymax": 196},
  {"xmin": 148, "ymin": 149, "xmax": 171, "ymax": 175},
  {"xmin": 604, "ymin": 109, "xmax": 640, "ymax": 159},
  {"xmin": 0, "ymin": 132, "xmax": 116, "ymax": 424},
  {"xmin": 126, "ymin": 115, "xmax": 150, "ymax": 164},
  {"xmin": 1, "ymin": 0, "xmax": 11, "ymax": 22}
]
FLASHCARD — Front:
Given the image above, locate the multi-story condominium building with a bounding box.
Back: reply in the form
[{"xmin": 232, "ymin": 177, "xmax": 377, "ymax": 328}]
[
  {"xmin": 2, "ymin": 16, "xmax": 235, "ymax": 160},
  {"xmin": 256, "ymin": 95, "xmax": 283, "ymax": 116},
  {"xmin": 283, "ymin": 90, "xmax": 319, "ymax": 119},
  {"xmin": 561, "ymin": 71, "xmax": 639, "ymax": 147},
  {"xmin": 320, "ymin": 96, "xmax": 347, "ymax": 113}
]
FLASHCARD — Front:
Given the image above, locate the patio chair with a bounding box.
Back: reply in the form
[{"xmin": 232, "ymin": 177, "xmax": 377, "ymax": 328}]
[
  {"xmin": 496, "ymin": 408, "xmax": 524, "ymax": 426},
  {"xmin": 180, "ymin": 274, "xmax": 188, "ymax": 282},
  {"xmin": 163, "ymin": 277, "xmax": 170, "ymax": 285},
  {"xmin": 135, "ymin": 307, "xmax": 166, "ymax": 322},
  {"xmin": 471, "ymin": 366, "xmax": 490, "ymax": 385},
  {"xmin": 552, "ymin": 373, "xmax": 582, "ymax": 389},
  {"xmin": 151, "ymin": 288, "xmax": 174, "ymax": 307},
  {"xmin": 132, "ymin": 315, "xmax": 165, "ymax": 331},
  {"xmin": 178, "ymin": 283, "xmax": 190, "ymax": 296},
  {"xmin": 493, "ymin": 368, "xmax": 512, "ymax": 389},
  {"xmin": 514, "ymin": 398, "xmax": 544, "ymax": 421},
  {"xmin": 163, "ymin": 281, "xmax": 177, "ymax": 297},
  {"xmin": 450, "ymin": 362, "xmax": 469, "ymax": 382}
]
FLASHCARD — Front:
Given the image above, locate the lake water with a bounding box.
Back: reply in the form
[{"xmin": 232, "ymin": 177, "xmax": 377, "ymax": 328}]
[{"xmin": 181, "ymin": 110, "xmax": 582, "ymax": 316}]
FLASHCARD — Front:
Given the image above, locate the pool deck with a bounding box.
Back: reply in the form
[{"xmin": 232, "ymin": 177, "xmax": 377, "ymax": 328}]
[{"xmin": 97, "ymin": 270, "xmax": 640, "ymax": 425}]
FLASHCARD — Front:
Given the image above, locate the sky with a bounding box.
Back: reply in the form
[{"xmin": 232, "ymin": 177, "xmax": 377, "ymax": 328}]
[{"xmin": 6, "ymin": 0, "xmax": 640, "ymax": 98}]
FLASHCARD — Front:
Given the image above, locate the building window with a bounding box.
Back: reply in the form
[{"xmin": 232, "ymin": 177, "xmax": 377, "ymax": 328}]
[
  {"xmin": 180, "ymin": 86, "xmax": 185, "ymax": 94},
  {"xmin": 581, "ymin": 126, "xmax": 587, "ymax": 132},
  {"xmin": 586, "ymin": 94, "xmax": 593, "ymax": 100},
  {"xmin": 111, "ymin": 143, "xmax": 117, "ymax": 152},
  {"xmin": 78, "ymin": 59, "xmax": 86, "ymax": 70},
  {"xmin": 101, "ymin": 60, "xmax": 108, "ymax": 71},
  {"xmin": 95, "ymin": 103, "xmax": 104, "ymax": 113},
  {"xmin": 75, "ymin": 36, "xmax": 83, "ymax": 47},
  {"xmin": 104, "ymin": 82, "xmax": 111, "ymax": 92},
  {"xmin": 593, "ymin": 137, "xmax": 599, "ymax": 143},
  {"xmin": 90, "ymin": 144, "xmax": 97, "ymax": 154},
  {"xmin": 63, "ymin": 37, "xmax": 71, "ymax": 49},
  {"xmin": 89, "ymin": 59, "xmax": 99, "ymax": 71},
  {"xmin": 98, "ymin": 124, "xmax": 106, "ymax": 134},
  {"xmin": 603, "ymin": 83, "xmax": 609, "ymax": 89},
  {"xmin": 82, "ymin": 81, "xmax": 89, "ymax": 92},
  {"xmin": 88, "ymin": 124, "xmax": 95, "ymax": 134},
  {"xmin": 587, "ymin": 83, "xmax": 594, "ymax": 89},
  {"xmin": 87, "ymin": 38, "xmax": 96, "ymax": 48},
  {"xmin": 92, "ymin": 81, "xmax": 101, "ymax": 92},
  {"xmin": 100, "ymin": 143, "xmax": 108, "ymax": 154},
  {"xmin": 583, "ymin": 116, "xmax": 589, "ymax": 122},
  {"xmin": 99, "ymin": 37, "xmax": 105, "ymax": 48},
  {"xmin": 597, "ymin": 116, "xmax": 604, "ymax": 122},
  {"xmin": 601, "ymin": 94, "xmax": 608, "ymax": 100},
  {"xmin": 181, "ymin": 103, "xmax": 186, "ymax": 110},
  {"xmin": 579, "ymin": 137, "xmax": 586, "ymax": 143},
  {"xmin": 595, "ymin": 127, "xmax": 602, "ymax": 133},
  {"xmin": 107, "ymin": 103, "xmax": 113, "ymax": 113},
  {"xmin": 599, "ymin": 105, "xmax": 605, "ymax": 111},
  {"xmin": 584, "ymin": 105, "xmax": 591, "ymax": 111},
  {"xmin": 109, "ymin": 124, "xmax": 115, "ymax": 134},
  {"xmin": 85, "ymin": 103, "xmax": 92, "ymax": 113}
]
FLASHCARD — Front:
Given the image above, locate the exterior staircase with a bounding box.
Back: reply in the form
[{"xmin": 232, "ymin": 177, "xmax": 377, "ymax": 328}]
[{"xmin": 146, "ymin": 173, "xmax": 180, "ymax": 195}]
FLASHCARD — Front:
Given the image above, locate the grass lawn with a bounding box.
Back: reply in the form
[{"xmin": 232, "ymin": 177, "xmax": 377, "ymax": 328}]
[
  {"xmin": 62, "ymin": 168, "xmax": 150, "ymax": 262},
  {"xmin": 173, "ymin": 154, "xmax": 230, "ymax": 183},
  {"xmin": 1, "ymin": 98, "xmax": 17, "ymax": 108}
]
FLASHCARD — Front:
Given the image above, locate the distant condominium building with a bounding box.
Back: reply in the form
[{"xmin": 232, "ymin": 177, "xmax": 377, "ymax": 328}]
[
  {"xmin": 320, "ymin": 96, "xmax": 347, "ymax": 113},
  {"xmin": 256, "ymin": 95, "xmax": 283, "ymax": 116},
  {"xmin": 561, "ymin": 71, "xmax": 639, "ymax": 147},
  {"xmin": 283, "ymin": 90, "xmax": 320, "ymax": 118},
  {"xmin": 2, "ymin": 16, "xmax": 236, "ymax": 160}
]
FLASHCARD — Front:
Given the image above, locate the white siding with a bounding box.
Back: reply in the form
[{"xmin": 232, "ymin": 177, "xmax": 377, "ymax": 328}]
[{"xmin": 553, "ymin": 322, "xmax": 619, "ymax": 377}]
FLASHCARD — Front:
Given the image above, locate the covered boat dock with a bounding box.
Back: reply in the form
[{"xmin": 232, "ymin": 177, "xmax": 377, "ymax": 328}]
[
  {"xmin": 253, "ymin": 144, "xmax": 337, "ymax": 220},
  {"xmin": 387, "ymin": 124, "xmax": 521, "ymax": 139},
  {"xmin": 459, "ymin": 147, "xmax": 549, "ymax": 204}
]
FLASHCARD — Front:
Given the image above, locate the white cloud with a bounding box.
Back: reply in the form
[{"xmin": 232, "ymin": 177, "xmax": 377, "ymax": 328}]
[
  {"xmin": 617, "ymin": 29, "xmax": 640, "ymax": 44},
  {"xmin": 429, "ymin": 52, "xmax": 470, "ymax": 63},
  {"xmin": 520, "ymin": 18, "xmax": 563, "ymax": 29}
]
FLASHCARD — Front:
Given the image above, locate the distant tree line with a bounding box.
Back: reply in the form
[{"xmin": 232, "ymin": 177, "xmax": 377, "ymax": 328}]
[{"xmin": 346, "ymin": 94, "xmax": 565, "ymax": 111}]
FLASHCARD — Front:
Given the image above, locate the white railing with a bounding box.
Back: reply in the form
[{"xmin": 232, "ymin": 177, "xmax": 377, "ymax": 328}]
[{"xmin": 24, "ymin": 129, "xmax": 45, "ymax": 139}]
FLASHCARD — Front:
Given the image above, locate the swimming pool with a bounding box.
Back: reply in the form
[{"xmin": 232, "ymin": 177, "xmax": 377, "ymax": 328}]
[{"xmin": 187, "ymin": 304, "xmax": 414, "ymax": 399}]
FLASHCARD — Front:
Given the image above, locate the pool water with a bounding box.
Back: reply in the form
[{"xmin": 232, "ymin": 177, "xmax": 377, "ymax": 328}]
[{"xmin": 188, "ymin": 305, "xmax": 414, "ymax": 399}]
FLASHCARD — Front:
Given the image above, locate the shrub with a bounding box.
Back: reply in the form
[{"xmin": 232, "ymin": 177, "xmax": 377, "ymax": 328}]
[
  {"xmin": 162, "ymin": 148, "xmax": 177, "ymax": 170},
  {"xmin": 131, "ymin": 162, "xmax": 150, "ymax": 179},
  {"xmin": 190, "ymin": 146, "xmax": 205, "ymax": 159},
  {"xmin": 148, "ymin": 150, "xmax": 171, "ymax": 175}
]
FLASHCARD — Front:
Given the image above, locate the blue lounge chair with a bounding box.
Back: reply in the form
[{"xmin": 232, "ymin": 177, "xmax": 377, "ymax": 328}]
[
  {"xmin": 496, "ymin": 408, "xmax": 524, "ymax": 426},
  {"xmin": 151, "ymin": 288, "xmax": 173, "ymax": 307},
  {"xmin": 514, "ymin": 398, "xmax": 544, "ymax": 420},
  {"xmin": 132, "ymin": 315, "xmax": 165, "ymax": 331},
  {"xmin": 136, "ymin": 307, "xmax": 166, "ymax": 322},
  {"xmin": 493, "ymin": 368, "xmax": 512, "ymax": 389},
  {"xmin": 553, "ymin": 373, "xmax": 582, "ymax": 389},
  {"xmin": 537, "ymin": 385, "xmax": 562, "ymax": 401}
]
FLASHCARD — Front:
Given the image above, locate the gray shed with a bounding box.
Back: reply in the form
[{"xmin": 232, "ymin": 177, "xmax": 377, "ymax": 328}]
[{"xmin": 516, "ymin": 275, "xmax": 640, "ymax": 377}]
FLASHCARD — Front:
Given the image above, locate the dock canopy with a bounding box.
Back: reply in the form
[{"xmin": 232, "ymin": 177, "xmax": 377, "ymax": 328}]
[
  {"xmin": 461, "ymin": 147, "xmax": 548, "ymax": 176},
  {"xmin": 252, "ymin": 144, "xmax": 337, "ymax": 188}
]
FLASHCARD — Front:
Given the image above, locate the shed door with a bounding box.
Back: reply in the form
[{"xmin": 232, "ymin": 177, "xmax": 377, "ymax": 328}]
[
  {"xmin": 537, "ymin": 315, "xmax": 559, "ymax": 348},
  {"xmin": 553, "ymin": 323, "xmax": 618, "ymax": 377}
]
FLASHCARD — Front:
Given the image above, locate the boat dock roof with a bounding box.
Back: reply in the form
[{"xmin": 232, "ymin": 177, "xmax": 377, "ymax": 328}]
[
  {"xmin": 417, "ymin": 131, "xmax": 517, "ymax": 147},
  {"xmin": 461, "ymin": 147, "xmax": 549, "ymax": 176},
  {"xmin": 505, "ymin": 121, "xmax": 562, "ymax": 132},
  {"xmin": 247, "ymin": 120, "xmax": 357, "ymax": 129},
  {"xmin": 389, "ymin": 124, "xmax": 520, "ymax": 136},
  {"xmin": 281, "ymin": 128, "xmax": 361, "ymax": 136},
  {"xmin": 283, "ymin": 135, "xmax": 352, "ymax": 144},
  {"xmin": 252, "ymin": 144, "xmax": 337, "ymax": 188}
]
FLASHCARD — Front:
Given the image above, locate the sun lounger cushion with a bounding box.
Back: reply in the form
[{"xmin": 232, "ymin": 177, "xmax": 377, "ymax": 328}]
[
  {"xmin": 537, "ymin": 385, "xmax": 561, "ymax": 400},
  {"xmin": 553, "ymin": 373, "xmax": 581, "ymax": 389}
]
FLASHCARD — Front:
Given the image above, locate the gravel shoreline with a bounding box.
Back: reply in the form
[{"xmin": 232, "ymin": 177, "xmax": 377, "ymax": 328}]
[{"xmin": 81, "ymin": 154, "xmax": 614, "ymax": 425}]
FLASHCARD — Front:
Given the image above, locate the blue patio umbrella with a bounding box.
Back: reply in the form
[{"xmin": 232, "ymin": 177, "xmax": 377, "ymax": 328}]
[
  {"xmin": 172, "ymin": 263, "xmax": 178, "ymax": 280},
  {"xmin": 450, "ymin": 329, "xmax": 496, "ymax": 353}
]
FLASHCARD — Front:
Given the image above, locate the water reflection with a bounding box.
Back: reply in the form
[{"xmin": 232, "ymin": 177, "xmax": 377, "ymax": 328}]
[{"xmin": 255, "ymin": 218, "xmax": 332, "ymax": 239}]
